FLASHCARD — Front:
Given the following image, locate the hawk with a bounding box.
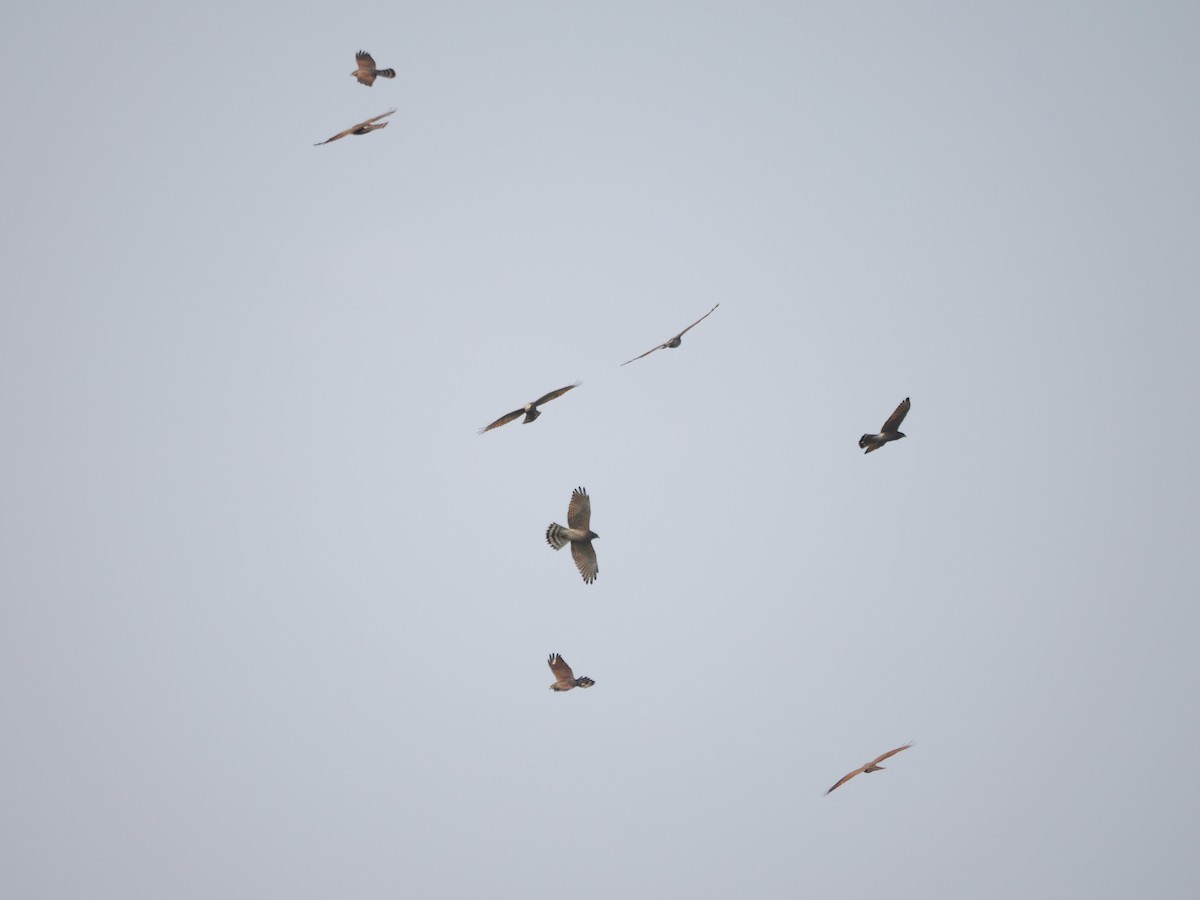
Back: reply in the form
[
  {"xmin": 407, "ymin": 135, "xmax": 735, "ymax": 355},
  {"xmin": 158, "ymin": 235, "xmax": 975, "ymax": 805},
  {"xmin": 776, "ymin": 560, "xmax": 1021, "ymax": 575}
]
[
  {"xmin": 313, "ymin": 109, "xmax": 395, "ymax": 145},
  {"xmin": 546, "ymin": 486, "xmax": 599, "ymax": 584},
  {"xmin": 547, "ymin": 653, "xmax": 595, "ymax": 691},
  {"xmin": 477, "ymin": 382, "xmax": 581, "ymax": 434},
  {"xmin": 859, "ymin": 397, "xmax": 910, "ymax": 454},
  {"xmin": 620, "ymin": 303, "xmax": 720, "ymax": 366},
  {"xmin": 825, "ymin": 742, "xmax": 914, "ymax": 795},
  {"xmin": 351, "ymin": 50, "xmax": 396, "ymax": 86}
]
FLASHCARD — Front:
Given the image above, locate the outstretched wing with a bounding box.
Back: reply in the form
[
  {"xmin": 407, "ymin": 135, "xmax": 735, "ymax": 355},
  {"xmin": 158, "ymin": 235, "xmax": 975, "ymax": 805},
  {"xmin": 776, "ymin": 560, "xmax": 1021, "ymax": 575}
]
[
  {"xmin": 533, "ymin": 381, "xmax": 581, "ymax": 407},
  {"xmin": 880, "ymin": 397, "xmax": 911, "ymax": 433},
  {"xmin": 571, "ymin": 540, "xmax": 598, "ymax": 584},
  {"xmin": 871, "ymin": 741, "xmax": 914, "ymax": 766},
  {"xmin": 548, "ymin": 653, "xmax": 575, "ymax": 682},
  {"xmin": 566, "ymin": 486, "xmax": 591, "ymax": 529},
  {"xmin": 620, "ymin": 342, "xmax": 668, "ymax": 366},
  {"xmin": 314, "ymin": 109, "xmax": 395, "ymax": 145},
  {"xmin": 356, "ymin": 50, "xmax": 378, "ymax": 73},
  {"xmin": 825, "ymin": 765, "xmax": 867, "ymax": 795},
  {"xmin": 673, "ymin": 302, "xmax": 720, "ymax": 340},
  {"xmin": 477, "ymin": 408, "xmax": 525, "ymax": 434}
]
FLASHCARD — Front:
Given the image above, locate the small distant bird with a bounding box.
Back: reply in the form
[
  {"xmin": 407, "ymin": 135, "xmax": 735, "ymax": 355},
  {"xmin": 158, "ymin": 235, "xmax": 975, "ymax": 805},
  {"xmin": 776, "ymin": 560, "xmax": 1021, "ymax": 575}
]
[
  {"xmin": 825, "ymin": 742, "xmax": 914, "ymax": 795},
  {"xmin": 620, "ymin": 303, "xmax": 720, "ymax": 366},
  {"xmin": 546, "ymin": 486, "xmax": 599, "ymax": 585},
  {"xmin": 477, "ymin": 382, "xmax": 581, "ymax": 434},
  {"xmin": 314, "ymin": 109, "xmax": 395, "ymax": 145},
  {"xmin": 548, "ymin": 653, "xmax": 595, "ymax": 691},
  {"xmin": 351, "ymin": 50, "xmax": 396, "ymax": 86},
  {"xmin": 859, "ymin": 397, "xmax": 911, "ymax": 454}
]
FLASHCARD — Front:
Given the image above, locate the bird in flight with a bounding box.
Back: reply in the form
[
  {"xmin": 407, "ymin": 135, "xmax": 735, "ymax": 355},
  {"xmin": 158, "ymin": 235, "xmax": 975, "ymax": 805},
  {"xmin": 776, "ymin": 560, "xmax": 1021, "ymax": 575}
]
[
  {"xmin": 547, "ymin": 653, "xmax": 595, "ymax": 691},
  {"xmin": 859, "ymin": 397, "xmax": 911, "ymax": 454},
  {"xmin": 477, "ymin": 382, "xmax": 581, "ymax": 434},
  {"xmin": 620, "ymin": 303, "xmax": 720, "ymax": 365},
  {"xmin": 351, "ymin": 50, "xmax": 396, "ymax": 86},
  {"xmin": 546, "ymin": 486, "xmax": 599, "ymax": 585},
  {"xmin": 825, "ymin": 742, "xmax": 914, "ymax": 795},
  {"xmin": 314, "ymin": 109, "xmax": 395, "ymax": 145}
]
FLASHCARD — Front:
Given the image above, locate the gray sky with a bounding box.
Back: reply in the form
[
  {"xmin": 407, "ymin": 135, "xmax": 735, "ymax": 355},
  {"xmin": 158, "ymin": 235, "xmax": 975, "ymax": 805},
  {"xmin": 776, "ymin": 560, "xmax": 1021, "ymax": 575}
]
[{"xmin": 3, "ymin": 2, "xmax": 1199, "ymax": 898}]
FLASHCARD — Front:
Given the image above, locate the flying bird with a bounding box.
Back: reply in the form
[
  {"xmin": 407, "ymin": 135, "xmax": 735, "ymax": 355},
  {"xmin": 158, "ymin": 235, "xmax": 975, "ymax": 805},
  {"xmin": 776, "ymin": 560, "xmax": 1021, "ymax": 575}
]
[
  {"xmin": 859, "ymin": 397, "xmax": 911, "ymax": 454},
  {"xmin": 620, "ymin": 303, "xmax": 720, "ymax": 365},
  {"xmin": 547, "ymin": 653, "xmax": 595, "ymax": 691},
  {"xmin": 477, "ymin": 382, "xmax": 580, "ymax": 434},
  {"xmin": 546, "ymin": 486, "xmax": 599, "ymax": 584},
  {"xmin": 314, "ymin": 109, "xmax": 395, "ymax": 145},
  {"xmin": 825, "ymin": 742, "xmax": 914, "ymax": 795},
  {"xmin": 351, "ymin": 50, "xmax": 396, "ymax": 86}
]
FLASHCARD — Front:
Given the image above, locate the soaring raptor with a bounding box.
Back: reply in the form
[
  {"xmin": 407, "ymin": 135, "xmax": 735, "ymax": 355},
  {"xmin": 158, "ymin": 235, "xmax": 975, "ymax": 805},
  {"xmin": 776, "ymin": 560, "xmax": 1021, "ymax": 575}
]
[
  {"xmin": 547, "ymin": 653, "xmax": 595, "ymax": 691},
  {"xmin": 620, "ymin": 303, "xmax": 719, "ymax": 366},
  {"xmin": 825, "ymin": 742, "xmax": 914, "ymax": 795},
  {"xmin": 351, "ymin": 50, "xmax": 396, "ymax": 86},
  {"xmin": 859, "ymin": 397, "xmax": 910, "ymax": 454},
  {"xmin": 477, "ymin": 382, "xmax": 580, "ymax": 434},
  {"xmin": 314, "ymin": 109, "xmax": 395, "ymax": 145},
  {"xmin": 546, "ymin": 486, "xmax": 599, "ymax": 584}
]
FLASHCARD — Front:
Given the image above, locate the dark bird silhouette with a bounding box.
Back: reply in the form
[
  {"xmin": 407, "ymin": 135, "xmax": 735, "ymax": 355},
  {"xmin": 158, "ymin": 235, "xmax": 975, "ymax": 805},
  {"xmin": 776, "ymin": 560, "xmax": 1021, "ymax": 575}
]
[
  {"xmin": 825, "ymin": 742, "xmax": 914, "ymax": 794},
  {"xmin": 477, "ymin": 382, "xmax": 580, "ymax": 434},
  {"xmin": 620, "ymin": 303, "xmax": 720, "ymax": 365},
  {"xmin": 859, "ymin": 397, "xmax": 910, "ymax": 454},
  {"xmin": 314, "ymin": 109, "xmax": 395, "ymax": 145}
]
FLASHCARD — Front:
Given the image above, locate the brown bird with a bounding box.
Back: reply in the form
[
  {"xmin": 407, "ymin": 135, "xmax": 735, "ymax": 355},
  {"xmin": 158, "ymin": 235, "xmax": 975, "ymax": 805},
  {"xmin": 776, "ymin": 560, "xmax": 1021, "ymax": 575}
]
[
  {"xmin": 620, "ymin": 303, "xmax": 720, "ymax": 365},
  {"xmin": 547, "ymin": 653, "xmax": 595, "ymax": 691},
  {"xmin": 351, "ymin": 50, "xmax": 396, "ymax": 86},
  {"xmin": 314, "ymin": 109, "xmax": 395, "ymax": 145},
  {"xmin": 859, "ymin": 397, "xmax": 911, "ymax": 454},
  {"xmin": 546, "ymin": 486, "xmax": 599, "ymax": 584},
  {"xmin": 825, "ymin": 742, "xmax": 914, "ymax": 795},
  {"xmin": 477, "ymin": 382, "xmax": 580, "ymax": 434}
]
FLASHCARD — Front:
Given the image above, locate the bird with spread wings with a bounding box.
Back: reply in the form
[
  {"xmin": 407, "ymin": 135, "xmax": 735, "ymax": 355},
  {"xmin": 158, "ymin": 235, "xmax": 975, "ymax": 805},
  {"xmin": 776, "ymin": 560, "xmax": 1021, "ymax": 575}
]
[
  {"xmin": 858, "ymin": 397, "xmax": 911, "ymax": 454},
  {"xmin": 825, "ymin": 742, "xmax": 914, "ymax": 794},
  {"xmin": 546, "ymin": 486, "xmax": 599, "ymax": 585},
  {"xmin": 620, "ymin": 303, "xmax": 720, "ymax": 365},
  {"xmin": 314, "ymin": 109, "xmax": 395, "ymax": 145},
  {"xmin": 477, "ymin": 382, "xmax": 580, "ymax": 434},
  {"xmin": 350, "ymin": 50, "xmax": 396, "ymax": 86},
  {"xmin": 547, "ymin": 653, "xmax": 595, "ymax": 691}
]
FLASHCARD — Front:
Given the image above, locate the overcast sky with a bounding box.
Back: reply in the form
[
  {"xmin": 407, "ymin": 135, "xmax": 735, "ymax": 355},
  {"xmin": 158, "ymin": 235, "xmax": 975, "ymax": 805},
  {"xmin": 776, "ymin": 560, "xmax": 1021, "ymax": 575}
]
[{"xmin": 3, "ymin": 2, "xmax": 1199, "ymax": 898}]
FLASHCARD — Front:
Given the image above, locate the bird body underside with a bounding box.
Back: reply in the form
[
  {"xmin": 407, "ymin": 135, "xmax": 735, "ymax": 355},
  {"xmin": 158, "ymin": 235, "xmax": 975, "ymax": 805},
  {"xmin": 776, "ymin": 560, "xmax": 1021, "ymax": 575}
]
[{"xmin": 859, "ymin": 432, "xmax": 904, "ymax": 453}]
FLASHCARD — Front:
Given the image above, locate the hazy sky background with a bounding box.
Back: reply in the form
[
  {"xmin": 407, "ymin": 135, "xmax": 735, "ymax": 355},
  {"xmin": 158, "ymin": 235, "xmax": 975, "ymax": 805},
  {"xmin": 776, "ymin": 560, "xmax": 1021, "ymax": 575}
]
[{"xmin": 3, "ymin": 2, "xmax": 1199, "ymax": 898}]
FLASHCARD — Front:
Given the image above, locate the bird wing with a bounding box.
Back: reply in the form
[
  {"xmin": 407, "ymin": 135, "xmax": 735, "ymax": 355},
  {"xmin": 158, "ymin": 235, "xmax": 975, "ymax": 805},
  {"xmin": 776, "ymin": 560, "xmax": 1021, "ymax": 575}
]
[
  {"xmin": 571, "ymin": 540, "xmax": 599, "ymax": 584},
  {"xmin": 532, "ymin": 381, "xmax": 580, "ymax": 406},
  {"xmin": 871, "ymin": 741, "xmax": 914, "ymax": 766},
  {"xmin": 356, "ymin": 50, "xmax": 377, "ymax": 71},
  {"xmin": 880, "ymin": 397, "xmax": 911, "ymax": 433},
  {"xmin": 313, "ymin": 109, "xmax": 395, "ymax": 145},
  {"xmin": 673, "ymin": 303, "xmax": 720, "ymax": 339},
  {"xmin": 620, "ymin": 343, "xmax": 668, "ymax": 366},
  {"xmin": 548, "ymin": 653, "xmax": 575, "ymax": 682},
  {"xmin": 566, "ymin": 486, "xmax": 591, "ymax": 529},
  {"xmin": 826, "ymin": 766, "xmax": 867, "ymax": 795},
  {"xmin": 477, "ymin": 408, "xmax": 526, "ymax": 434}
]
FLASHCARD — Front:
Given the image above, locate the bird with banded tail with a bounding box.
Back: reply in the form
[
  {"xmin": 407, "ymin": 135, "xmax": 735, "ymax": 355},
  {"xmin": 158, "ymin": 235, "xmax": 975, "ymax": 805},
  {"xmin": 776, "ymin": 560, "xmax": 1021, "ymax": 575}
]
[
  {"xmin": 547, "ymin": 653, "xmax": 595, "ymax": 691},
  {"xmin": 351, "ymin": 50, "xmax": 396, "ymax": 86},
  {"xmin": 546, "ymin": 486, "xmax": 599, "ymax": 584}
]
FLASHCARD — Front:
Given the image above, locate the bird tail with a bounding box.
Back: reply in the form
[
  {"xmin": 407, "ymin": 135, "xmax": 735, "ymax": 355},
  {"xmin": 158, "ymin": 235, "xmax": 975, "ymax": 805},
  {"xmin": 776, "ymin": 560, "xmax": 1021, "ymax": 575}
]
[
  {"xmin": 575, "ymin": 677, "xmax": 595, "ymax": 688},
  {"xmin": 546, "ymin": 523, "xmax": 569, "ymax": 550},
  {"xmin": 377, "ymin": 68, "xmax": 397, "ymax": 79},
  {"xmin": 858, "ymin": 434, "xmax": 874, "ymax": 450}
]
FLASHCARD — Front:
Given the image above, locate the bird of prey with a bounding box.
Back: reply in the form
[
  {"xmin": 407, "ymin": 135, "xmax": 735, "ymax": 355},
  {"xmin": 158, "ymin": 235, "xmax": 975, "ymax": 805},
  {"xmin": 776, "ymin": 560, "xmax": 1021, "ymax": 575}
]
[
  {"xmin": 351, "ymin": 50, "xmax": 396, "ymax": 86},
  {"xmin": 546, "ymin": 486, "xmax": 599, "ymax": 585},
  {"xmin": 313, "ymin": 109, "xmax": 395, "ymax": 145},
  {"xmin": 859, "ymin": 397, "xmax": 911, "ymax": 454},
  {"xmin": 477, "ymin": 382, "xmax": 581, "ymax": 434},
  {"xmin": 825, "ymin": 742, "xmax": 914, "ymax": 795},
  {"xmin": 547, "ymin": 653, "xmax": 595, "ymax": 691},
  {"xmin": 620, "ymin": 303, "xmax": 720, "ymax": 366}
]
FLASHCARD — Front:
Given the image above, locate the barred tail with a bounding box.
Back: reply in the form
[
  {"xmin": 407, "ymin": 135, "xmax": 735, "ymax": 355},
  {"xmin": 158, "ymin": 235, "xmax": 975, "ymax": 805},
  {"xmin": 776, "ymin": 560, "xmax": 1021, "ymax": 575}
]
[
  {"xmin": 378, "ymin": 68, "xmax": 397, "ymax": 79},
  {"xmin": 576, "ymin": 677, "xmax": 595, "ymax": 688},
  {"xmin": 546, "ymin": 523, "xmax": 569, "ymax": 550}
]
